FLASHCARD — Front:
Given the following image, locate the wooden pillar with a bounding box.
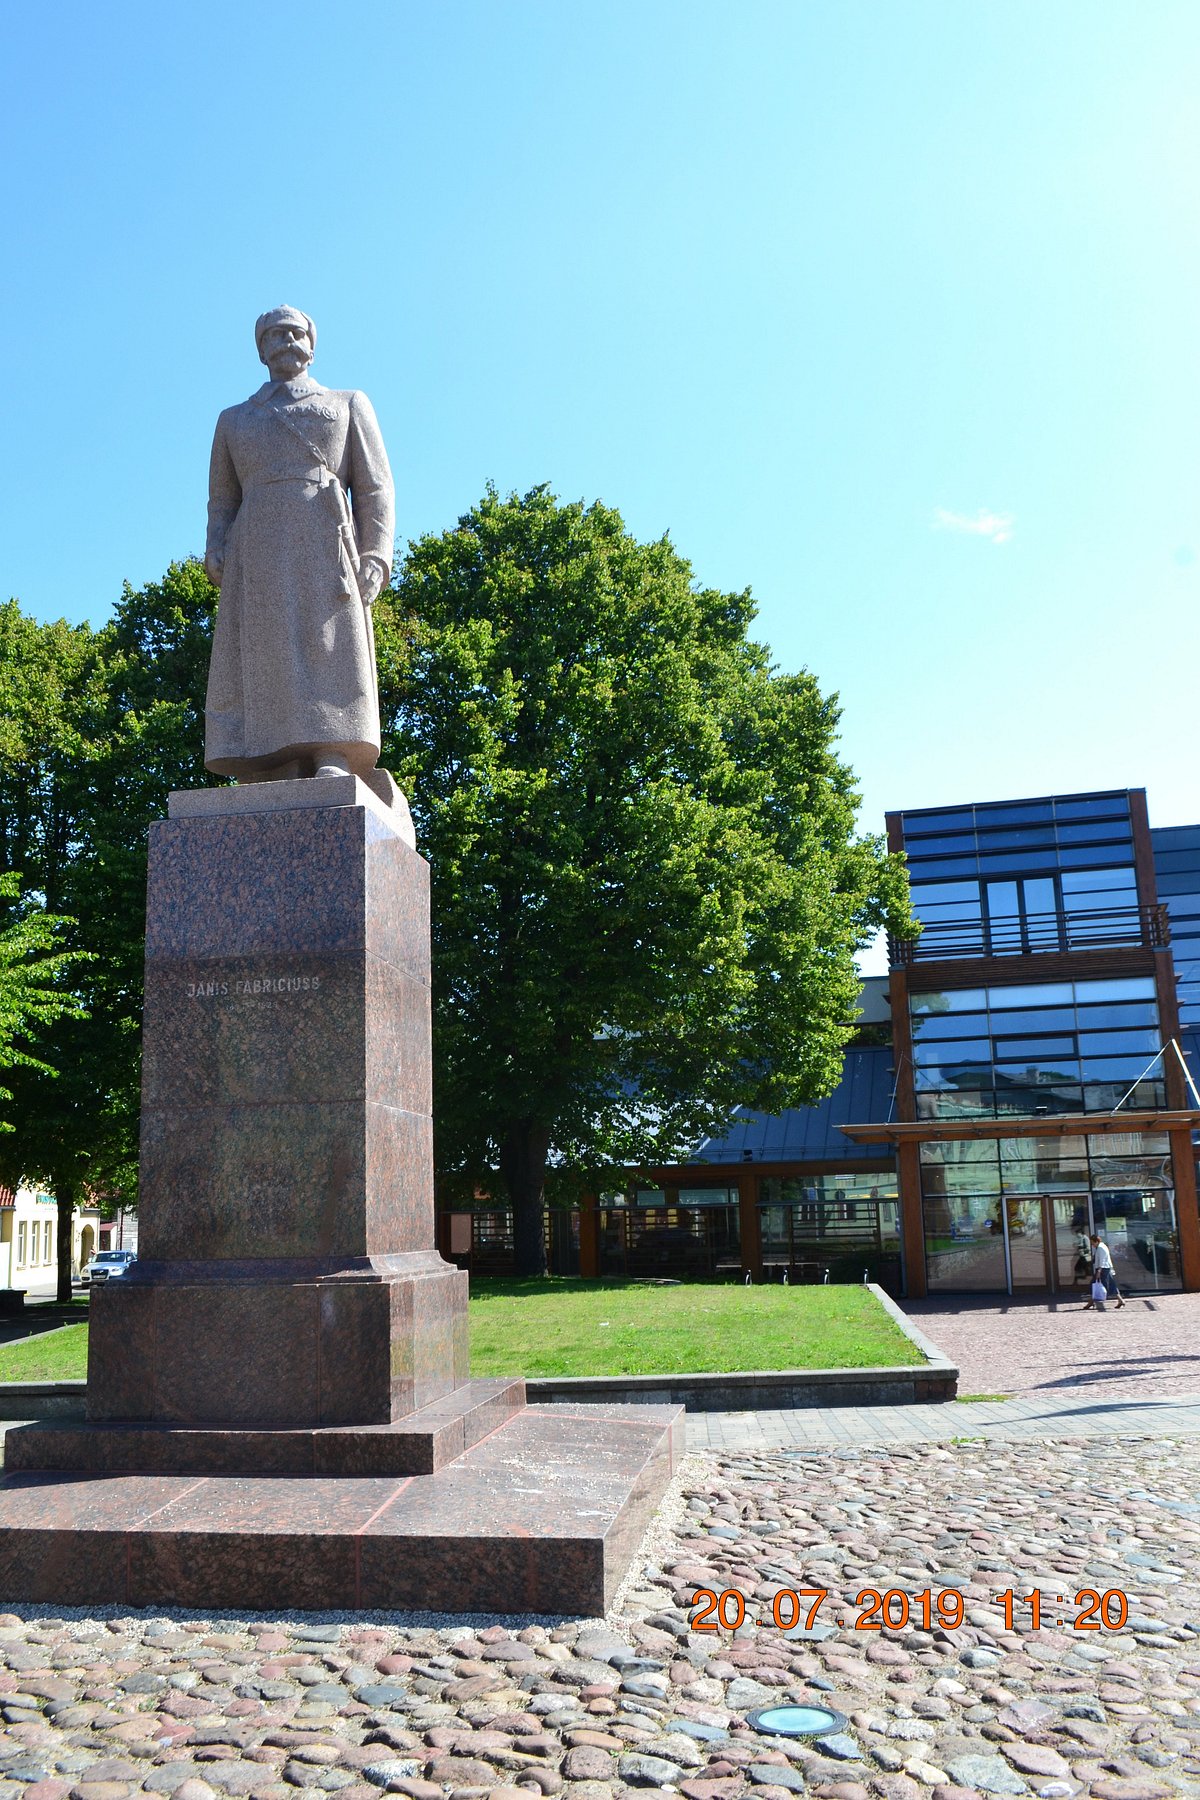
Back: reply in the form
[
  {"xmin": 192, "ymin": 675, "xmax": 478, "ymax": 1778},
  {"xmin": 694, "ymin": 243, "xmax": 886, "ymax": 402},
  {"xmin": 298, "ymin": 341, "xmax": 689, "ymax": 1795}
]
[
  {"xmin": 898, "ymin": 1139, "xmax": 926, "ymax": 1298},
  {"xmin": 738, "ymin": 1169, "xmax": 761, "ymax": 1279},
  {"xmin": 578, "ymin": 1193, "xmax": 599, "ymax": 1279},
  {"xmin": 1169, "ymin": 1126, "xmax": 1200, "ymax": 1293}
]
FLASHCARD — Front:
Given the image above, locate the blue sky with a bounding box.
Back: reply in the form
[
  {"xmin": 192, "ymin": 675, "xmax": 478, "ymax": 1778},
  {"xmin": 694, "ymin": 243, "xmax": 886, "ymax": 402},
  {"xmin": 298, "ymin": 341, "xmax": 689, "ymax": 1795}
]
[{"xmin": 4, "ymin": 0, "xmax": 1198, "ymax": 900}]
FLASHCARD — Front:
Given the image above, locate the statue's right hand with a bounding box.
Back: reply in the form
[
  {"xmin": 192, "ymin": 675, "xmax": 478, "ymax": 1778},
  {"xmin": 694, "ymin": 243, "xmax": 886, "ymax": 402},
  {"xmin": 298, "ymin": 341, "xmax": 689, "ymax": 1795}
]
[{"xmin": 205, "ymin": 553, "xmax": 224, "ymax": 589}]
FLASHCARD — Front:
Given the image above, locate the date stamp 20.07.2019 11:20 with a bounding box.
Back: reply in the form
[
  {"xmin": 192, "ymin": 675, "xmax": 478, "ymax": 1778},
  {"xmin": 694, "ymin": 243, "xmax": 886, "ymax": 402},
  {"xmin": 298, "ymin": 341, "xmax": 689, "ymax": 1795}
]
[{"xmin": 689, "ymin": 1585, "xmax": 1132, "ymax": 1635}]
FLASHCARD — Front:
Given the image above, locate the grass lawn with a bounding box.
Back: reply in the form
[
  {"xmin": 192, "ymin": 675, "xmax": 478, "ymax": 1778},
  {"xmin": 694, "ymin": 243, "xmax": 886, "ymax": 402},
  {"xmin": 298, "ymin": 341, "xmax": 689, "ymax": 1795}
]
[
  {"xmin": 0, "ymin": 1323, "xmax": 89, "ymax": 1382},
  {"xmin": 0, "ymin": 1281, "xmax": 923, "ymax": 1384},
  {"xmin": 469, "ymin": 1279, "xmax": 922, "ymax": 1377}
]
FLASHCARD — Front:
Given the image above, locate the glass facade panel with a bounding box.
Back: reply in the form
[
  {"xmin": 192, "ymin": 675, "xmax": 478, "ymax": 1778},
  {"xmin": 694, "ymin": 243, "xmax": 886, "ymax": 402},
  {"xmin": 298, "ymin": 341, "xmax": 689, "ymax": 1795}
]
[
  {"xmin": 904, "ymin": 836, "xmax": 980, "ymax": 856},
  {"xmin": 920, "ymin": 1130, "xmax": 1181, "ymax": 1293},
  {"xmin": 904, "ymin": 855, "xmax": 984, "ymax": 878},
  {"xmin": 992, "ymin": 1058, "xmax": 1080, "ymax": 1082},
  {"xmin": 902, "ymin": 810, "xmax": 978, "ymax": 834},
  {"xmin": 999, "ymin": 1158, "xmax": 1090, "ymax": 1193},
  {"xmin": 599, "ymin": 1204, "xmax": 741, "ymax": 1278},
  {"xmin": 758, "ymin": 1174, "xmax": 901, "ymax": 1289},
  {"xmin": 761, "ymin": 1172, "xmax": 899, "ymax": 1204},
  {"xmin": 911, "ymin": 988, "xmax": 988, "ymax": 1014},
  {"xmin": 975, "ymin": 827, "xmax": 1059, "ymax": 851},
  {"xmin": 984, "ymin": 1007, "xmax": 1081, "ymax": 1033},
  {"xmin": 909, "ymin": 880, "xmax": 982, "ymax": 906},
  {"xmin": 1091, "ymin": 1191, "xmax": 1180, "ymax": 1291},
  {"xmin": 1053, "ymin": 795, "xmax": 1131, "ymax": 819},
  {"xmin": 975, "ymin": 802, "xmax": 1055, "ymax": 825},
  {"xmin": 1054, "ymin": 819, "xmax": 1133, "ymax": 844},
  {"xmin": 1062, "ymin": 866, "xmax": 1138, "ymax": 894},
  {"xmin": 988, "ymin": 983, "xmax": 1077, "ymax": 1006},
  {"xmin": 920, "ymin": 1138, "xmax": 1005, "ymax": 1165},
  {"xmin": 911, "ymin": 1011, "xmax": 991, "ymax": 1039},
  {"xmin": 1074, "ymin": 1002, "xmax": 1159, "ymax": 1029},
  {"xmin": 1057, "ymin": 842, "xmax": 1132, "ymax": 866},
  {"xmin": 1080, "ymin": 1056, "xmax": 1160, "ymax": 1079},
  {"xmin": 973, "ymin": 851, "xmax": 1063, "ymax": 876},
  {"xmin": 924, "ymin": 1195, "xmax": 1009, "ymax": 1291},
  {"xmin": 986, "ymin": 881, "xmax": 1019, "ymax": 918},
  {"xmin": 1076, "ymin": 1029, "xmax": 1161, "ymax": 1056},
  {"xmin": 913, "ymin": 1037, "xmax": 992, "ymax": 1064}
]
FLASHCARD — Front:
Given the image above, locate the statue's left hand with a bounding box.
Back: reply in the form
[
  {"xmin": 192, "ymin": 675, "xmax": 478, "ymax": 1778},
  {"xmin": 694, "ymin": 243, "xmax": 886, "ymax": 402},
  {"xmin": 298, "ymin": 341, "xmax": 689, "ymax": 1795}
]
[{"xmin": 357, "ymin": 556, "xmax": 388, "ymax": 605}]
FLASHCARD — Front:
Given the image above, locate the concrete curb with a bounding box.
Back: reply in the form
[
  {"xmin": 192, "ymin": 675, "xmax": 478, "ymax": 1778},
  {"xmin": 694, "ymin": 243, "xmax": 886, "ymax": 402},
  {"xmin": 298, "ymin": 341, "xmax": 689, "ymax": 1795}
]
[
  {"xmin": 0, "ymin": 1382, "xmax": 85, "ymax": 1420},
  {"xmin": 0, "ymin": 1285, "xmax": 958, "ymax": 1419}
]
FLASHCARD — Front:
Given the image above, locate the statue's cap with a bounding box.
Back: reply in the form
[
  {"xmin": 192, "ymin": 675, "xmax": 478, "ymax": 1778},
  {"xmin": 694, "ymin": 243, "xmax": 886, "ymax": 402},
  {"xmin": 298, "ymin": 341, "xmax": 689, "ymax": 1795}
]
[{"xmin": 255, "ymin": 305, "xmax": 316, "ymax": 357}]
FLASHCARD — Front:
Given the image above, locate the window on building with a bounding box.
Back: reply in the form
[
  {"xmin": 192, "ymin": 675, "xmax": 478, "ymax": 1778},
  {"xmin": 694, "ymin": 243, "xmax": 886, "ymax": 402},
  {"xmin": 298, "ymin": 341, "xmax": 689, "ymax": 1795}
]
[
  {"xmin": 909, "ymin": 977, "xmax": 1163, "ymax": 1116},
  {"xmin": 16, "ymin": 1223, "xmax": 26, "ymax": 1267},
  {"xmin": 43, "ymin": 1221, "xmax": 53, "ymax": 1263}
]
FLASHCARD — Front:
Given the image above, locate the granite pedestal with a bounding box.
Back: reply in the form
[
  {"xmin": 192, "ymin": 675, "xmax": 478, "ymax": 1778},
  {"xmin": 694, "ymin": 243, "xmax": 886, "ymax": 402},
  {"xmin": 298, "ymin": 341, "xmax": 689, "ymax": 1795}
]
[{"xmin": 2, "ymin": 780, "xmax": 680, "ymax": 1609}]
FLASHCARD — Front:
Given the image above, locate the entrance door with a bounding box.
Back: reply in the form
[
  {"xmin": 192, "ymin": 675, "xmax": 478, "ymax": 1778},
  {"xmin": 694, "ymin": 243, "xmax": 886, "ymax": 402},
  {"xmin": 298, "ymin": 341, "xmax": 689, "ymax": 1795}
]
[
  {"xmin": 1002, "ymin": 1193, "xmax": 1092, "ymax": 1293},
  {"xmin": 1050, "ymin": 1194, "xmax": 1093, "ymax": 1295},
  {"xmin": 1003, "ymin": 1197, "xmax": 1050, "ymax": 1288}
]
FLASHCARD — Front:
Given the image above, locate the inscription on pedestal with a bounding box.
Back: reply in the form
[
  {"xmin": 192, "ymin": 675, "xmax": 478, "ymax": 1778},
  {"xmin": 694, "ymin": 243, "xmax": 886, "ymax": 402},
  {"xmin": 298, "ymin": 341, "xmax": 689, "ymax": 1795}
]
[{"xmin": 186, "ymin": 971, "xmax": 324, "ymax": 999}]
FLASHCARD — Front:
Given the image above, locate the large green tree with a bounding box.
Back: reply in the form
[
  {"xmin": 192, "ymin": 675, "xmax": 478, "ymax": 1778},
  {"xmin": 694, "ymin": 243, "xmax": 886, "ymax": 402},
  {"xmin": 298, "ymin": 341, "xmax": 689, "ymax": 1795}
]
[
  {"xmin": 0, "ymin": 565, "xmax": 215, "ymax": 1295},
  {"xmin": 0, "ymin": 873, "xmax": 87, "ymax": 1131},
  {"xmin": 382, "ymin": 485, "xmax": 912, "ymax": 1273}
]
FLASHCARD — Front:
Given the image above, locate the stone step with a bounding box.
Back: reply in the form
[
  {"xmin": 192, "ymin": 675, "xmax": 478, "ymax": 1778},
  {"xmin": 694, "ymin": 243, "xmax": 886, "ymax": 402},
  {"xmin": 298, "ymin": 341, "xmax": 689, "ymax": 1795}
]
[
  {"xmin": 3, "ymin": 1377, "xmax": 525, "ymax": 1477},
  {"xmin": 0, "ymin": 1404, "xmax": 684, "ymax": 1614}
]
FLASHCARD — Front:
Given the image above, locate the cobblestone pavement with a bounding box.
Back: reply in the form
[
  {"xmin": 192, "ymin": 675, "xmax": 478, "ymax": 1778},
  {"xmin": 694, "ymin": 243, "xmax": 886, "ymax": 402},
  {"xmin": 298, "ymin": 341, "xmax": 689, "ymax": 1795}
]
[
  {"xmin": 903, "ymin": 1294, "xmax": 1200, "ymax": 1404},
  {"xmin": 2, "ymin": 1435, "xmax": 1200, "ymax": 1800}
]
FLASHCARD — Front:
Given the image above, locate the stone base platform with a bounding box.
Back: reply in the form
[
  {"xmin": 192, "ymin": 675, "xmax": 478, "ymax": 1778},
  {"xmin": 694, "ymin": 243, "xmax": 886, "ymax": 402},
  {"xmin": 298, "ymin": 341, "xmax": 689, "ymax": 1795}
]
[
  {"xmin": 5, "ymin": 1378, "xmax": 526, "ymax": 1477},
  {"xmin": 0, "ymin": 1404, "xmax": 684, "ymax": 1614}
]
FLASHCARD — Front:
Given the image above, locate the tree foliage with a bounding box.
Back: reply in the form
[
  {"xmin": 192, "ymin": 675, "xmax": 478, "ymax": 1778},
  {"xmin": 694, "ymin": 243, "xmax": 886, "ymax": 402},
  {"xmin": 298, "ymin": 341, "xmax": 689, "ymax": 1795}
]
[
  {"xmin": 381, "ymin": 485, "xmax": 912, "ymax": 1272},
  {"xmin": 0, "ymin": 873, "xmax": 87, "ymax": 1127},
  {"xmin": 0, "ymin": 567, "xmax": 215, "ymax": 1294}
]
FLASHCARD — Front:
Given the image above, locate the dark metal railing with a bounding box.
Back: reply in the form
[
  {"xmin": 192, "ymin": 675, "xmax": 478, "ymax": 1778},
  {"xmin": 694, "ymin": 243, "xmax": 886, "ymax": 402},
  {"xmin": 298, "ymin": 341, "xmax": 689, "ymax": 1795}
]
[{"xmin": 890, "ymin": 903, "xmax": 1169, "ymax": 966}]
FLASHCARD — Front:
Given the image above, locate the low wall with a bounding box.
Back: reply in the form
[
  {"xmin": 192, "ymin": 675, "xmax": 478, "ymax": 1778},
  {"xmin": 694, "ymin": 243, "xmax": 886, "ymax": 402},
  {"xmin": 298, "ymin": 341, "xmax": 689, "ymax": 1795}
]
[{"xmin": 0, "ymin": 1382, "xmax": 85, "ymax": 1421}]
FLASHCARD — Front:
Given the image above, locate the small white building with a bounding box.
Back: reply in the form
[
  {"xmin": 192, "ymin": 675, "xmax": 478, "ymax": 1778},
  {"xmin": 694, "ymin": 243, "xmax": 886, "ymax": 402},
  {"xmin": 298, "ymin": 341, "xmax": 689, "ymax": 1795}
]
[{"xmin": 0, "ymin": 1186, "xmax": 137, "ymax": 1292}]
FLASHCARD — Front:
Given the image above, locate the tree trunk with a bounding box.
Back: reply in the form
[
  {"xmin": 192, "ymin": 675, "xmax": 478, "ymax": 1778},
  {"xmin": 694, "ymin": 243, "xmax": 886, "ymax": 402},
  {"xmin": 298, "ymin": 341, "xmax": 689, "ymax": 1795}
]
[
  {"xmin": 55, "ymin": 1177, "xmax": 77, "ymax": 1304},
  {"xmin": 499, "ymin": 1121, "xmax": 551, "ymax": 1278}
]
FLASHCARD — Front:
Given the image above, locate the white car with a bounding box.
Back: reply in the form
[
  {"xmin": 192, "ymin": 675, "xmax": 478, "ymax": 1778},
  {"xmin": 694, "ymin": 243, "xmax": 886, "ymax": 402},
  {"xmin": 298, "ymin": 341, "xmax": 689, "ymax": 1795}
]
[{"xmin": 83, "ymin": 1249, "xmax": 137, "ymax": 1284}]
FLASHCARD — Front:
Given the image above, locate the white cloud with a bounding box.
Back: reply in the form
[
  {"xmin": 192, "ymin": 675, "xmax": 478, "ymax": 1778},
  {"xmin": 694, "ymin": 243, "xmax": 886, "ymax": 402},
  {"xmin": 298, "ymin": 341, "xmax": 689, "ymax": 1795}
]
[{"xmin": 932, "ymin": 506, "xmax": 1014, "ymax": 545}]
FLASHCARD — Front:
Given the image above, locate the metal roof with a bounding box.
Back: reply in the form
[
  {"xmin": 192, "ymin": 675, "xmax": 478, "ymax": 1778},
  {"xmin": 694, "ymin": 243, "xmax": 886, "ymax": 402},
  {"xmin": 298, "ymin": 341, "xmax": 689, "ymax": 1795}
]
[{"xmin": 693, "ymin": 1047, "xmax": 896, "ymax": 1164}]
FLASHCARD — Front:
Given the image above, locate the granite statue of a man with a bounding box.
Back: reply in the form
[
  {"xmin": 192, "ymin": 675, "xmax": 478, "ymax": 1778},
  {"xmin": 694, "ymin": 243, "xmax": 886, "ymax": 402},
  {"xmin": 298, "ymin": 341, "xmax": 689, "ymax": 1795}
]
[{"xmin": 203, "ymin": 306, "xmax": 396, "ymax": 792}]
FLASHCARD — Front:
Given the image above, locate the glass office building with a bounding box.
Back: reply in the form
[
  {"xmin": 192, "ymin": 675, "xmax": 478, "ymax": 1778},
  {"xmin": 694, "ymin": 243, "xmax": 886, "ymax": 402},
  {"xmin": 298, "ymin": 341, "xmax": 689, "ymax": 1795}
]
[{"xmin": 838, "ymin": 788, "xmax": 1200, "ymax": 1296}]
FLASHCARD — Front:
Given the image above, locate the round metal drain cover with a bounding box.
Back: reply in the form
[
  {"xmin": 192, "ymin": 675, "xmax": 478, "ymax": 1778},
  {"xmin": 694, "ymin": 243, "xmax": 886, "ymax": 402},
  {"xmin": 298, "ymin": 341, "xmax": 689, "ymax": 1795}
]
[{"xmin": 746, "ymin": 1704, "xmax": 849, "ymax": 1737}]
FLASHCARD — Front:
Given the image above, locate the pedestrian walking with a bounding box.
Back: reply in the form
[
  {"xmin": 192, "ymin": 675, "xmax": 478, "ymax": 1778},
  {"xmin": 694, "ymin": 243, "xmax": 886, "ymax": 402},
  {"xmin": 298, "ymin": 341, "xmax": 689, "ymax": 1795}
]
[{"xmin": 1084, "ymin": 1233, "xmax": 1125, "ymax": 1310}]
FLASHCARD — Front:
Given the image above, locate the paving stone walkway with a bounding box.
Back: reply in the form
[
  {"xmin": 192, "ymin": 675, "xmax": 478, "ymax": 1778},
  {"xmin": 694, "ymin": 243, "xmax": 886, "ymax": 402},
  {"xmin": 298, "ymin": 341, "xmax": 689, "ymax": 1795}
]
[
  {"xmin": 903, "ymin": 1293, "xmax": 1200, "ymax": 1405},
  {"xmin": 685, "ymin": 1393, "xmax": 1200, "ymax": 1454}
]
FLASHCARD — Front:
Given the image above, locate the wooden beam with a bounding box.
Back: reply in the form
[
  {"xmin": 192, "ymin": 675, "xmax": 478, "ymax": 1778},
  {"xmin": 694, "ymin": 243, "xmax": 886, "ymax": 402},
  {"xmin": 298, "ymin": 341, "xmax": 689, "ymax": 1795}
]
[
  {"xmin": 738, "ymin": 1168, "xmax": 761, "ymax": 1279},
  {"xmin": 897, "ymin": 1139, "xmax": 925, "ymax": 1298},
  {"xmin": 577, "ymin": 1193, "xmax": 599, "ymax": 1279},
  {"xmin": 1170, "ymin": 1125, "xmax": 1200, "ymax": 1292}
]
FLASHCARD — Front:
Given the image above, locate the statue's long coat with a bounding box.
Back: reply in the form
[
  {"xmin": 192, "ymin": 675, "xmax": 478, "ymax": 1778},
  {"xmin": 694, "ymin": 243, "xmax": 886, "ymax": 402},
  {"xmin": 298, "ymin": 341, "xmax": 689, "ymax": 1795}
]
[{"xmin": 204, "ymin": 377, "xmax": 394, "ymax": 777}]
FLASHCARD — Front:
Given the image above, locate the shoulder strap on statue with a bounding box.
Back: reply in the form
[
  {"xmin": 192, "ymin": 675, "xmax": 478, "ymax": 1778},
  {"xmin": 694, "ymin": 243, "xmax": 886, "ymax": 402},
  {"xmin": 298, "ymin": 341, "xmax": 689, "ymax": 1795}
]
[{"xmin": 251, "ymin": 390, "xmax": 337, "ymax": 478}]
